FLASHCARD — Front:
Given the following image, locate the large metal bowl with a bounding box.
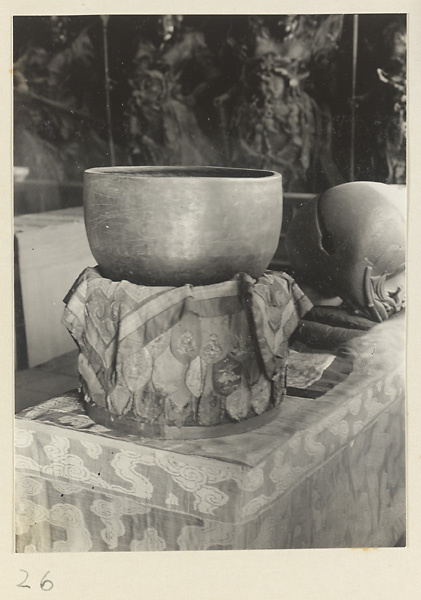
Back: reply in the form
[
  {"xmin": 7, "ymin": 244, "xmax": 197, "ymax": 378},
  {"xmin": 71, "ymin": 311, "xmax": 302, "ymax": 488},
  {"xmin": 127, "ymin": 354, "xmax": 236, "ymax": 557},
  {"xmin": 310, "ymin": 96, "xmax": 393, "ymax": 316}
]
[{"xmin": 84, "ymin": 166, "xmax": 283, "ymax": 286}]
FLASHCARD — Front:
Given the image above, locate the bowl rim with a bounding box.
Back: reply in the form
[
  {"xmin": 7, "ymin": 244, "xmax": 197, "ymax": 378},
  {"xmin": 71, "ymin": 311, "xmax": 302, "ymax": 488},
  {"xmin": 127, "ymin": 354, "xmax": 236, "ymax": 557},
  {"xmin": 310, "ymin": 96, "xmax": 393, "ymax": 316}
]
[{"xmin": 84, "ymin": 165, "xmax": 282, "ymax": 181}]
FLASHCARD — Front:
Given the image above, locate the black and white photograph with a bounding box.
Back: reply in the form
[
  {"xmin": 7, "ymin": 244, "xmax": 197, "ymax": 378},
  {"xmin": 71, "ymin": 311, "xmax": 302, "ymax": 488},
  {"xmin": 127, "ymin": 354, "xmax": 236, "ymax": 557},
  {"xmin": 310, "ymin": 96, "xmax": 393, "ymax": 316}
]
[{"xmin": 13, "ymin": 11, "xmax": 407, "ymax": 557}]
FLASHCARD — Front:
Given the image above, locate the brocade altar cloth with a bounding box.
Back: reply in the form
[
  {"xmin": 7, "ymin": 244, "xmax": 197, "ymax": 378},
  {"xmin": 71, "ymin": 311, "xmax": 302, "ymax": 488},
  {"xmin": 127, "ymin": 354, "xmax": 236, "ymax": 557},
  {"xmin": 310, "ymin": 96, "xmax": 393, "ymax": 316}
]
[{"xmin": 15, "ymin": 316, "xmax": 405, "ymax": 551}]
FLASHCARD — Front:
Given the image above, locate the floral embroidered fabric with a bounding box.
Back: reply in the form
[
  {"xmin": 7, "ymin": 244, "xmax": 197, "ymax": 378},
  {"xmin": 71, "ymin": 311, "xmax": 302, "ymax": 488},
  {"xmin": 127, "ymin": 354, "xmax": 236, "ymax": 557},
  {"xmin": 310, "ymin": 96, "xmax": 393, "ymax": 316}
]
[
  {"xmin": 287, "ymin": 350, "xmax": 336, "ymax": 388},
  {"xmin": 62, "ymin": 267, "xmax": 312, "ymax": 435}
]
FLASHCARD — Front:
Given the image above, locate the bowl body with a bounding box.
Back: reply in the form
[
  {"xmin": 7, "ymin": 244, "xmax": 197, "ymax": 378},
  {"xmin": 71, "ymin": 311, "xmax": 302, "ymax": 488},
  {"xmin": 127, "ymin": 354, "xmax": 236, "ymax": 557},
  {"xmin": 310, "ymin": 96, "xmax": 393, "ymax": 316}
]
[{"xmin": 84, "ymin": 166, "xmax": 283, "ymax": 286}]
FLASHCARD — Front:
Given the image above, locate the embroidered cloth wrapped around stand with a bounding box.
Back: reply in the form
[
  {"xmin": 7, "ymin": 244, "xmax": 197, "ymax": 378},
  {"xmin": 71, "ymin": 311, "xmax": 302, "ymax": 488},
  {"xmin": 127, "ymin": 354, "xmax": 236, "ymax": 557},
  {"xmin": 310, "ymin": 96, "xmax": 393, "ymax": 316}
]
[
  {"xmin": 61, "ymin": 267, "xmax": 312, "ymax": 438},
  {"xmin": 15, "ymin": 315, "xmax": 405, "ymax": 551}
]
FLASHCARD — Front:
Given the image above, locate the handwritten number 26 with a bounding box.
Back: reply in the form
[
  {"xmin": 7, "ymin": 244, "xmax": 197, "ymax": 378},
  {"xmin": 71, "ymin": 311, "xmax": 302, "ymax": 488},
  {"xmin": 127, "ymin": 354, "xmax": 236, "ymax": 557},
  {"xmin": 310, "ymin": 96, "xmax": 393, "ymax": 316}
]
[{"xmin": 18, "ymin": 570, "xmax": 54, "ymax": 591}]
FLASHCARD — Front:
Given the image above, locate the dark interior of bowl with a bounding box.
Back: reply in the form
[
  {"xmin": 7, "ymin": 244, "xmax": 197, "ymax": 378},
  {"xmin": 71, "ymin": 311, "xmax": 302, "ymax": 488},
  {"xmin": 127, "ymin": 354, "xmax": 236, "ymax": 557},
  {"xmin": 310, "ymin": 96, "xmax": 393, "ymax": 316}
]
[{"xmin": 85, "ymin": 166, "xmax": 276, "ymax": 178}]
